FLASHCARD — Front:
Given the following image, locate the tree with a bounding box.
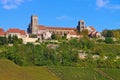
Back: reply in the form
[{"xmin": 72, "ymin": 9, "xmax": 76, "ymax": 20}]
[
  {"xmin": 102, "ymin": 29, "xmax": 108, "ymax": 37},
  {"xmin": 8, "ymin": 34, "xmax": 13, "ymax": 43},
  {"xmin": 79, "ymin": 38, "xmax": 94, "ymax": 49},
  {"xmin": 51, "ymin": 34, "xmax": 62, "ymax": 40},
  {"xmin": 51, "ymin": 34, "xmax": 56, "ymax": 40},
  {"xmin": 0, "ymin": 37, "xmax": 7, "ymax": 45},
  {"xmin": 106, "ymin": 30, "xmax": 114, "ymax": 37},
  {"xmin": 105, "ymin": 38, "xmax": 114, "ymax": 44}
]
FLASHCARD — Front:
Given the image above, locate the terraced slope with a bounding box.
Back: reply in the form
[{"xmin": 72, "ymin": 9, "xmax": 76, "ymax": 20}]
[
  {"xmin": 1, "ymin": 59, "xmax": 120, "ymax": 80},
  {"xmin": 101, "ymin": 68, "xmax": 120, "ymax": 80},
  {"xmin": 0, "ymin": 59, "xmax": 60, "ymax": 80},
  {"xmin": 49, "ymin": 66, "xmax": 109, "ymax": 80}
]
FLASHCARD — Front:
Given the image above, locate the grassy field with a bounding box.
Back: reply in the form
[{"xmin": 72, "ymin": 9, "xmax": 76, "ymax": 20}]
[
  {"xmin": 101, "ymin": 68, "xmax": 120, "ymax": 80},
  {"xmin": 1, "ymin": 59, "xmax": 120, "ymax": 80},
  {"xmin": 49, "ymin": 66, "xmax": 109, "ymax": 80},
  {"xmin": 0, "ymin": 59, "xmax": 60, "ymax": 80}
]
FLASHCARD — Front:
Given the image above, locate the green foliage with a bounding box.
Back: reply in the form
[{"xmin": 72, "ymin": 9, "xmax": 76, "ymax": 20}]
[
  {"xmin": 0, "ymin": 37, "xmax": 8, "ymax": 45},
  {"xmin": 0, "ymin": 35, "xmax": 23, "ymax": 45},
  {"xmin": 102, "ymin": 29, "xmax": 120, "ymax": 39},
  {"xmin": 51, "ymin": 34, "xmax": 62, "ymax": 40},
  {"xmin": 105, "ymin": 38, "xmax": 114, "ymax": 44},
  {"xmin": 96, "ymin": 39, "xmax": 105, "ymax": 43},
  {"xmin": 106, "ymin": 30, "xmax": 113, "ymax": 37},
  {"xmin": 102, "ymin": 30, "xmax": 113, "ymax": 37},
  {"xmin": 79, "ymin": 38, "xmax": 95, "ymax": 49},
  {"xmin": 0, "ymin": 36, "xmax": 120, "ymax": 68}
]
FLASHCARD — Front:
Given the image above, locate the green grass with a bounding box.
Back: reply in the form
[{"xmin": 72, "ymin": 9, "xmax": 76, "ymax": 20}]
[
  {"xmin": 49, "ymin": 66, "xmax": 109, "ymax": 80},
  {"xmin": 0, "ymin": 59, "xmax": 60, "ymax": 80},
  {"xmin": 95, "ymin": 44, "xmax": 120, "ymax": 55},
  {"xmin": 1, "ymin": 59, "xmax": 120, "ymax": 80},
  {"xmin": 101, "ymin": 68, "xmax": 120, "ymax": 80}
]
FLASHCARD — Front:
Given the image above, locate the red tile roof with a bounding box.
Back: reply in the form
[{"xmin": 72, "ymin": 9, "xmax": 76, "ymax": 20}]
[
  {"xmin": 0, "ymin": 32, "xmax": 6, "ymax": 35},
  {"xmin": 38, "ymin": 25, "xmax": 46, "ymax": 30},
  {"xmin": 7, "ymin": 28, "xmax": 26, "ymax": 35},
  {"xmin": 20, "ymin": 30, "xmax": 26, "ymax": 35},
  {"xmin": 38, "ymin": 25, "xmax": 76, "ymax": 31},
  {"xmin": 0, "ymin": 28, "xmax": 6, "ymax": 36},
  {"xmin": 89, "ymin": 26, "xmax": 96, "ymax": 31},
  {"xmin": 0, "ymin": 28, "xmax": 4, "ymax": 32},
  {"xmin": 46, "ymin": 27, "xmax": 76, "ymax": 30}
]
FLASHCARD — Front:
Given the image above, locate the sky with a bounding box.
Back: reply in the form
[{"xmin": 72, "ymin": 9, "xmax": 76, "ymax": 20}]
[{"xmin": 0, "ymin": 0, "xmax": 120, "ymax": 32}]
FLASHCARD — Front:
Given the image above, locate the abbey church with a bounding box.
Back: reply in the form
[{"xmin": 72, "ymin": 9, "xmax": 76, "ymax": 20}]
[
  {"xmin": 27, "ymin": 15, "xmax": 101, "ymax": 39},
  {"xmin": 0, "ymin": 15, "xmax": 101, "ymax": 44}
]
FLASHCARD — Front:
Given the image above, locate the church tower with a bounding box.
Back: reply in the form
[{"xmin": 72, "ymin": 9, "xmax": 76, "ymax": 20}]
[
  {"xmin": 77, "ymin": 20, "xmax": 85, "ymax": 32},
  {"xmin": 31, "ymin": 15, "xmax": 38, "ymax": 34},
  {"xmin": 27, "ymin": 15, "xmax": 38, "ymax": 34}
]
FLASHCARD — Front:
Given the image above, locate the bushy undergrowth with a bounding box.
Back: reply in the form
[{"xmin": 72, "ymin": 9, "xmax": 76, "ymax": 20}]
[{"xmin": 0, "ymin": 38, "xmax": 120, "ymax": 68}]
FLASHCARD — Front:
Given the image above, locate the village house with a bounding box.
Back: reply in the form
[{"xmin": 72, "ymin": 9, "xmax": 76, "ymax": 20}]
[
  {"xmin": 0, "ymin": 28, "xmax": 26, "ymax": 38},
  {"xmin": 6, "ymin": 28, "xmax": 26, "ymax": 38},
  {"xmin": 0, "ymin": 28, "xmax": 6, "ymax": 37}
]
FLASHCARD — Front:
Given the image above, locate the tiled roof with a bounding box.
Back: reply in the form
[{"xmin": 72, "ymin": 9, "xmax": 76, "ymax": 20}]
[
  {"xmin": 0, "ymin": 32, "xmax": 6, "ymax": 35},
  {"xmin": 89, "ymin": 26, "xmax": 96, "ymax": 31},
  {"xmin": 38, "ymin": 25, "xmax": 46, "ymax": 30},
  {"xmin": 46, "ymin": 27, "xmax": 76, "ymax": 30},
  {"xmin": 7, "ymin": 28, "xmax": 26, "ymax": 35},
  {"xmin": 0, "ymin": 28, "xmax": 6, "ymax": 36},
  {"xmin": 89, "ymin": 31, "xmax": 98, "ymax": 36},
  {"xmin": 0, "ymin": 28, "xmax": 4, "ymax": 32},
  {"xmin": 20, "ymin": 30, "xmax": 26, "ymax": 35},
  {"xmin": 38, "ymin": 25, "xmax": 76, "ymax": 30}
]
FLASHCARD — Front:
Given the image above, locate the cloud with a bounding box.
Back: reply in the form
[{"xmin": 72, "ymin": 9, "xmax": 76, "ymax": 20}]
[
  {"xmin": 108, "ymin": 4, "xmax": 120, "ymax": 9},
  {"xmin": 56, "ymin": 16, "xmax": 75, "ymax": 20},
  {"xmin": 96, "ymin": 0, "xmax": 109, "ymax": 8},
  {"xmin": 96, "ymin": 0, "xmax": 120, "ymax": 10},
  {"xmin": 0, "ymin": 0, "xmax": 32, "ymax": 10},
  {"xmin": 56, "ymin": 16, "xmax": 68, "ymax": 20}
]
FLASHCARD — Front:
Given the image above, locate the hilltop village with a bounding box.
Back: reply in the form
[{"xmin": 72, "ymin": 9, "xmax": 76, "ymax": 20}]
[
  {"xmin": 0, "ymin": 15, "xmax": 101, "ymax": 44},
  {"xmin": 0, "ymin": 16, "xmax": 120, "ymax": 80}
]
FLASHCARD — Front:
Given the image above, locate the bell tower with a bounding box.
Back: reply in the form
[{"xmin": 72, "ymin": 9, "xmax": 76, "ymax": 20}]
[
  {"xmin": 31, "ymin": 15, "xmax": 38, "ymax": 34},
  {"xmin": 77, "ymin": 20, "xmax": 85, "ymax": 32}
]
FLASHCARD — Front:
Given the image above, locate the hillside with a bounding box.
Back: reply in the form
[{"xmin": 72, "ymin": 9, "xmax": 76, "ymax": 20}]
[
  {"xmin": 49, "ymin": 66, "xmax": 120, "ymax": 80},
  {"xmin": 0, "ymin": 59, "xmax": 60, "ymax": 80},
  {"xmin": 0, "ymin": 59, "xmax": 120, "ymax": 80}
]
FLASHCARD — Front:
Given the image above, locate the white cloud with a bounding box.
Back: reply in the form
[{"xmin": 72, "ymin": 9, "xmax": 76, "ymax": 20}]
[
  {"xmin": 56, "ymin": 16, "xmax": 68, "ymax": 20},
  {"xmin": 96, "ymin": 0, "xmax": 109, "ymax": 8},
  {"xmin": 56, "ymin": 16, "xmax": 75, "ymax": 20},
  {"xmin": 108, "ymin": 4, "xmax": 120, "ymax": 9},
  {"xmin": 3, "ymin": 4, "xmax": 17, "ymax": 9},
  {"xmin": 0, "ymin": 0, "xmax": 32, "ymax": 10},
  {"xmin": 96, "ymin": 0, "xmax": 120, "ymax": 10}
]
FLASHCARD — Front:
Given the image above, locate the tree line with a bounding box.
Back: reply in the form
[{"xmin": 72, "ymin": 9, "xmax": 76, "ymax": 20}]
[
  {"xmin": 0, "ymin": 36, "xmax": 119, "ymax": 68},
  {"xmin": 0, "ymin": 35, "xmax": 23, "ymax": 45}
]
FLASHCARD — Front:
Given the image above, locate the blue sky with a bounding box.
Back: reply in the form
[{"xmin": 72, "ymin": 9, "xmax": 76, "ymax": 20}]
[{"xmin": 0, "ymin": 0, "xmax": 120, "ymax": 32}]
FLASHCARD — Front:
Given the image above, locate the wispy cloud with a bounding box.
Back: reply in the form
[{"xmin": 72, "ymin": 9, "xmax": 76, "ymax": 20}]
[
  {"xmin": 56, "ymin": 16, "xmax": 68, "ymax": 20},
  {"xmin": 108, "ymin": 4, "xmax": 120, "ymax": 9},
  {"xmin": 96, "ymin": 0, "xmax": 109, "ymax": 8},
  {"xmin": 56, "ymin": 16, "xmax": 75, "ymax": 20},
  {"xmin": 96, "ymin": 0, "xmax": 120, "ymax": 10},
  {"xmin": 0, "ymin": 0, "xmax": 32, "ymax": 10}
]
